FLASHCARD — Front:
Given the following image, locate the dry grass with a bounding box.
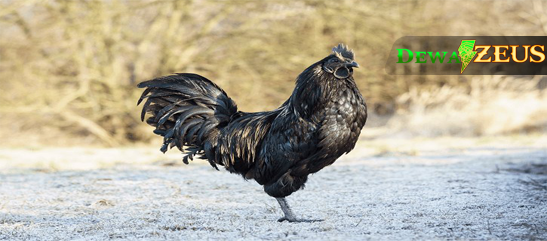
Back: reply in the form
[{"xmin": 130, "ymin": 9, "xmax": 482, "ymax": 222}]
[
  {"xmin": 385, "ymin": 76, "xmax": 547, "ymax": 137},
  {"xmin": 0, "ymin": 0, "xmax": 546, "ymax": 146}
]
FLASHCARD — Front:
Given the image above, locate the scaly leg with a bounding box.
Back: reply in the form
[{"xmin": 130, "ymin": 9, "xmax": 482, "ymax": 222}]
[{"xmin": 275, "ymin": 197, "xmax": 323, "ymax": 223}]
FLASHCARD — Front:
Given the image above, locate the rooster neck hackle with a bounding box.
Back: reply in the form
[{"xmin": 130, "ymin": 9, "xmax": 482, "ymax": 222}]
[{"xmin": 288, "ymin": 62, "xmax": 357, "ymax": 119}]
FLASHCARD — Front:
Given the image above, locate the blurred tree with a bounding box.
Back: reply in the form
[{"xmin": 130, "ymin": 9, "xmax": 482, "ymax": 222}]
[{"xmin": 0, "ymin": 0, "xmax": 544, "ymax": 146}]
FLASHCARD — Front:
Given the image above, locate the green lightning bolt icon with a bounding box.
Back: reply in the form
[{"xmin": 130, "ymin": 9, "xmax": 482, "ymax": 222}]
[{"xmin": 458, "ymin": 40, "xmax": 477, "ymax": 74}]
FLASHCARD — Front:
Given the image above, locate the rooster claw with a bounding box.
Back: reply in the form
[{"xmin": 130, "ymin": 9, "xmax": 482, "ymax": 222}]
[{"xmin": 277, "ymin": 217, "xmax": 324, "ymax": 223}]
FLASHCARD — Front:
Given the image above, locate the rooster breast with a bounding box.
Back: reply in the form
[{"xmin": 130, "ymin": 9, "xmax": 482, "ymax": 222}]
[
  {"xmin": 311, "ymin": 84, "xmax": 367, "ymax": 170},
  {"xmin": 258, "ymin": 80, "xmax": 367, "ymax": 198}
]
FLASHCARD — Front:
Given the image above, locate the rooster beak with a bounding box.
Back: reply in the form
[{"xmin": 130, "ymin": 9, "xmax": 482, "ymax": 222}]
[{"xmin": 347, "ymin": 61, "xmax": 359, "ymax": 68}]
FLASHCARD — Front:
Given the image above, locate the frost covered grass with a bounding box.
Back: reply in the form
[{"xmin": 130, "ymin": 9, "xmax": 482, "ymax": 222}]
[{"xmin": 0, "ymin": 137, "xmax": 546, "ymax": 240}]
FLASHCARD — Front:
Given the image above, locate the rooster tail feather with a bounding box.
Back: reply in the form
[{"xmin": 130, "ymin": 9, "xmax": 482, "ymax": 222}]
[{"xmin": 138, "ymin": 73, "xmax": 238, "ymax": 163}]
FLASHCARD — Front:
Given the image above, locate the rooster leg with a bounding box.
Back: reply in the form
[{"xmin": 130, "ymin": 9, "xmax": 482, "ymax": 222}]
[
  {"xmin": 275, "ymin": 198, "xmax": 323, "ymax": 223},
  {"xmin": 276, "ymin": 197, "xmax": 297, "ymax": 222}
]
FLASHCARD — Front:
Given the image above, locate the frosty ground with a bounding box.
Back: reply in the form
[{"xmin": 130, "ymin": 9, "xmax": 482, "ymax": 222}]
[{"xmin": 0, "ymin": 137, "xmax": 546, "ymax": 240}]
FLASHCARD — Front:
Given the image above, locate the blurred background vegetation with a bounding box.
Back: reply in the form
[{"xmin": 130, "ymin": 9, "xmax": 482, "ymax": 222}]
[{"xmin": 1, "ymin": 0, "xmax": 546, "ymax": 147}]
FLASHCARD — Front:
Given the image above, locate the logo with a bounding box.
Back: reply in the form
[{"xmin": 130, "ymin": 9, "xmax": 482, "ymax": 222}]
[
  {"xmin": 457, "ymin": 40, "xmax": 477, "ymax": 74},
  {"xmin": 386, "ymin": 36, "xmax": 547, "ymax": 75}
]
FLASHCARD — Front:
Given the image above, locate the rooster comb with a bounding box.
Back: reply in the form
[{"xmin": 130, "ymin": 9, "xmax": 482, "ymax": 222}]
[{"xmin": 332, "ymin": 43, "xmax": 354, "ymax": 60}]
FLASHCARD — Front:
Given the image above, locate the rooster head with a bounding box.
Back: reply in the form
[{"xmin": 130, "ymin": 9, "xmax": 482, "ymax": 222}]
[{"xmin": 322, "ymin": 43, "xmax": 359, "ymax": 79}]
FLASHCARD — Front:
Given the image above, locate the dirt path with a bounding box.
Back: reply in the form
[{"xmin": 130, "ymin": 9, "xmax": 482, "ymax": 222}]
[{"xmin": 0, "ymin": 142, "xmax": 546, "ymax": 240}]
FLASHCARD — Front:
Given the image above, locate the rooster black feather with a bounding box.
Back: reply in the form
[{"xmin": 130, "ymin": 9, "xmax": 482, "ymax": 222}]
[{"xmin": 138, "ymin": 44, "xmax": 367, "ymax": 222}]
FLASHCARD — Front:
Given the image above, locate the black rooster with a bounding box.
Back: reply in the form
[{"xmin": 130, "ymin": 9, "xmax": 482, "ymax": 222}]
[{"xmin": 138, "ymin": 44, "xmax": 367, "ymax": 222}]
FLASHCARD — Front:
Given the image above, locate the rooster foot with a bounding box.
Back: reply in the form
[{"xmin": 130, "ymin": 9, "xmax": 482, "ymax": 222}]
[{"xmin": 277, "ymin": 217, "xmax": 324, "ymax": 223}]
